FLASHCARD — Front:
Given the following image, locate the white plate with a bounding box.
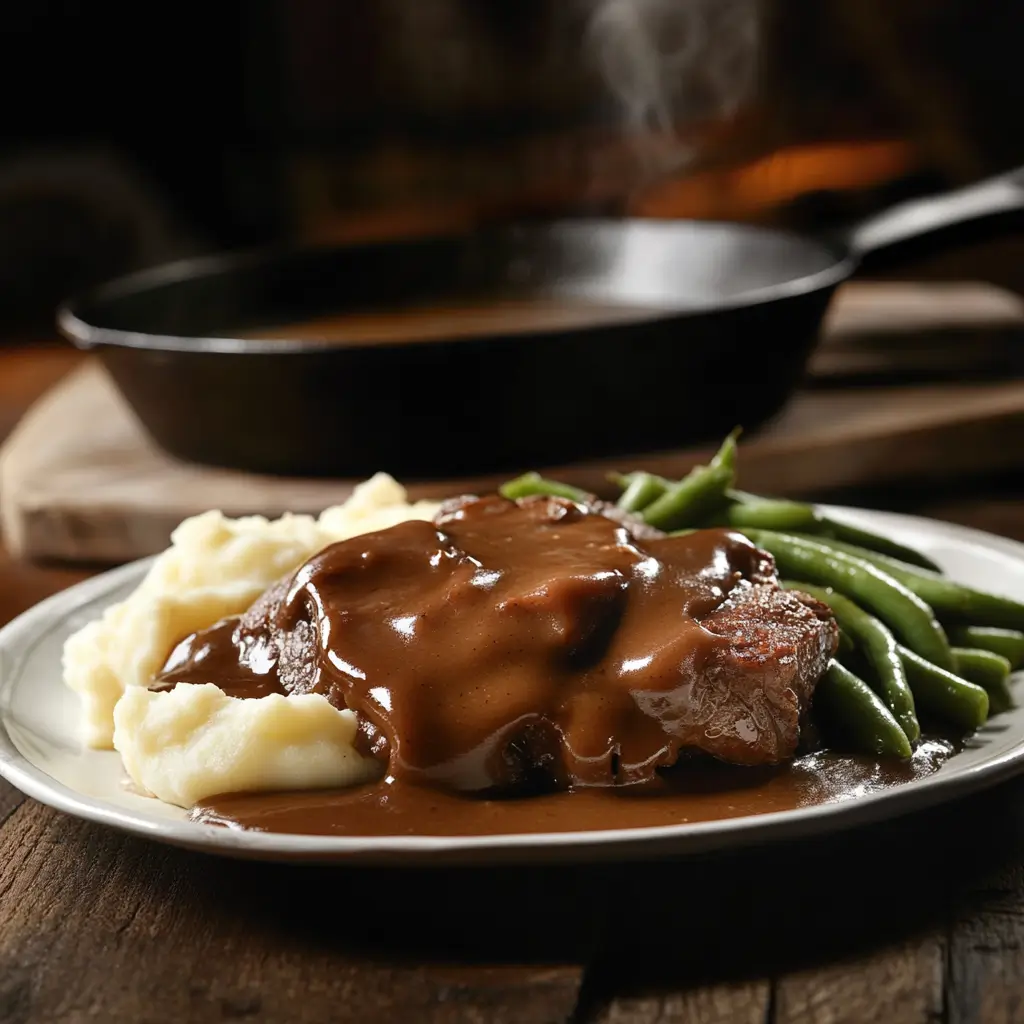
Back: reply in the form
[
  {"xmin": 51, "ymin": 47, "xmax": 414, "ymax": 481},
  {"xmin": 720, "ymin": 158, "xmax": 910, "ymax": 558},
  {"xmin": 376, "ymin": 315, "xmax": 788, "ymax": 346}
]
[{"xmin": 2, "ymin": 506, "xmax": 1024, "ymax": 865}]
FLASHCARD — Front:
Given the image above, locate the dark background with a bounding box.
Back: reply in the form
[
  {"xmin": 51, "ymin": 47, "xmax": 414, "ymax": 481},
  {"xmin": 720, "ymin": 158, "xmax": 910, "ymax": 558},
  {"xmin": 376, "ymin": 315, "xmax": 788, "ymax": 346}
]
[{"xmin": 2, "ymin": 0, "xmax": 1022, "ymax": 335}]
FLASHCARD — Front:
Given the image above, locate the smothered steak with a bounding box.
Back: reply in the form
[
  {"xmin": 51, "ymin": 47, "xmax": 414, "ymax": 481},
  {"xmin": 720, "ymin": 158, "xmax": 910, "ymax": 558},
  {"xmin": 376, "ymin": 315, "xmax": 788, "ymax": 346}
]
[{"xmin": 156, "ymin": 495, "xmax": 838, "ymax": 792}]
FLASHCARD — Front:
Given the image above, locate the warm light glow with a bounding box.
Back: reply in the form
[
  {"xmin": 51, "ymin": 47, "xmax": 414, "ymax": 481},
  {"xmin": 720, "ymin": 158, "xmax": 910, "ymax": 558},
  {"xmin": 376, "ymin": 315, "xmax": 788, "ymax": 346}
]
[{"xmin": 630, "ymin": 140, "xmax": 916, "ymax": 219}]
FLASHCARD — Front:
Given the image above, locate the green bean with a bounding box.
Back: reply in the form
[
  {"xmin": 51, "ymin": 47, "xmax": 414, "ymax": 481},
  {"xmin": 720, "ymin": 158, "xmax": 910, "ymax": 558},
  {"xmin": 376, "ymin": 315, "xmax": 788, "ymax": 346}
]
[
  {"xmin": 947, "ymin": 626, "xmax": 1024, "ymax": 669},
  {"xmin": 612, "ymin": 470, "xmax": 672, "ymax": 491},
  {"xmin": 837, "ymin": 629, "xmax": 855, "ymax": 660},
  {"xmin": 728, "ymin": 490, "xmax": 940, "ymax": 570},
  {"xmin": 754, "ymin": 531, "xmax": 953, "ymax": 670},
  {"xmin": 499, "ymin": 473, "xmax": 592, "ymax": 503},
  {"xmin": 812, "ymin": 660, "xmax": 913, "ymax": 759},
  {"xmin": 897, "ymin": 646, "xmax": 989, "ymax": 732},
  {"xmin": 952, "ymin": 647, "xmax": 1014, "ymax": 715},
  {"xmin": 641, "ymin": 431, "xmax": 739, "ymax": 531},
  {"xmin": 782, "ymin": 580, "xmax": 919, "ymax": 742},
  {"xmin": 727, "ymin": 488, "xmax": 768, "ymax": 504},
  {"xmin": 909, "ymin": 578, "xmax": 1024, "ymax": 631},
  {"xmin": 818, "ymin": 519, "xmax": 942, "ymax": 572},
  {"xmin": 721, "ymin": 498, "xmax": 822, "ymax": 532},
  {"xmin": 791, "ymin": 534, "xmax": 1024, "ymax": 631},
  {"xmin": 616, "ymin": 472, "xmax": 669, "ymax": 514},
  {"xmin": 789, "ymin": 533, "xmax": 929, "ymax": 572},
  {"xmin": 610, "ymin": 472, "xmax": 657, "ymax": 506}
]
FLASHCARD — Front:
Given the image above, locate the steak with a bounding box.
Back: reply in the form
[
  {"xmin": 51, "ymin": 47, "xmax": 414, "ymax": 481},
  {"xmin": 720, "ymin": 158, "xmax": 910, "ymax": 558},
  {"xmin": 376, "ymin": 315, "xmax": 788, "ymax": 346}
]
[{"xmin": 156, "ymin": 494, "xmax": 838, "ymax": 792}]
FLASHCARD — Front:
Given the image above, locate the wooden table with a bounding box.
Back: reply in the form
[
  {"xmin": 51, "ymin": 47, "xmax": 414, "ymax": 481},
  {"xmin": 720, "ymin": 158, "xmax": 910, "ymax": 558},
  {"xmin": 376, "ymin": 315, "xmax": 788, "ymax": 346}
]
[{"xmin": 6, "ymin": 346, "xmax": 1024, "ymax": 1024}]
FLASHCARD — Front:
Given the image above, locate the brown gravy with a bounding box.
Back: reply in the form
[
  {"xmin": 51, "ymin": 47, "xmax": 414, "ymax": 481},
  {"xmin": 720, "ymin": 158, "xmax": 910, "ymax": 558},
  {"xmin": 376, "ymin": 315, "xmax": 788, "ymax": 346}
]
[
  {"xmin": 157, "ymin": 497, "xmax": 838, "ymax": 793},
  {"xmin": 239, "ymin": 296, "xmax": 658, "ymax": 346},
  {"xmin": 156, "ymin": 494, "xmax": 914, "ymax": 841},
  {"xmin": 192, "ymin": 739, "xmax": 955, "ymax": 837}
]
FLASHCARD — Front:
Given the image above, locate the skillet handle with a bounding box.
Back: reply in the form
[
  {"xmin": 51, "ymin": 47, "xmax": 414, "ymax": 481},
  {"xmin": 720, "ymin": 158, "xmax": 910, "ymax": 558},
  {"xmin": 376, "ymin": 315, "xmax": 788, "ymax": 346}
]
[{"xmin": 845, "ymin": 167, "xmax": 1024, "ymax": 259}]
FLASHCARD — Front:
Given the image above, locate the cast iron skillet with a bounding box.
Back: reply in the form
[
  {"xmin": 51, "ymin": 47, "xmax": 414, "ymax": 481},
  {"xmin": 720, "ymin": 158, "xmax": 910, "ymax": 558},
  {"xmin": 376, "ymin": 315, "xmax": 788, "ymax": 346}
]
[{"xmin": 59, "ymin": 166, "xmax": 1024, "ymax": 479}]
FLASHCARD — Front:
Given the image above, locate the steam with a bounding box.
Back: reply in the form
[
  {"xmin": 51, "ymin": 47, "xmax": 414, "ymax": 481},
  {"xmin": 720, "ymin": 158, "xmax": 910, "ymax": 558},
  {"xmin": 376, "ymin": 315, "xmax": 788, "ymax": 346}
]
[{"xmin": 585, "ymin": 0, "xmax": 760, "ymax": 178}]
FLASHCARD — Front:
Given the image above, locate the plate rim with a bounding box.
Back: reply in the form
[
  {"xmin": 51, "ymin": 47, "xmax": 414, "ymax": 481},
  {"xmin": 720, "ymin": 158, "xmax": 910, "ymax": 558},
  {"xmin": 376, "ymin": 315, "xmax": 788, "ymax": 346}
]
[{"xmin": 3, "ymin": 504, "xmax": 1024, "ymax": 864}]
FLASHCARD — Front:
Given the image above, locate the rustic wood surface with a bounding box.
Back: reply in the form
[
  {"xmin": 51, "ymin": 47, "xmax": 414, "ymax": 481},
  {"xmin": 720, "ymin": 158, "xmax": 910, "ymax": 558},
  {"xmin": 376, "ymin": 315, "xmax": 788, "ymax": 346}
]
[
  {"xmin": 6, "ymin": 344, "xmax": 1024, "ymax": 1022},
  {"xmin": 6, "ymin": 281, "xmax": 1024, "ymax": 564}
]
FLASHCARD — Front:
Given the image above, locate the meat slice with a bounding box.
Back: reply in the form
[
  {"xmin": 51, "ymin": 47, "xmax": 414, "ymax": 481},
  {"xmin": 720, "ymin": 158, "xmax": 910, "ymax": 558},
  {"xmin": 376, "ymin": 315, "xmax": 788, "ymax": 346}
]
[
  {"xmin": 674, "ymin": 584, "xmax": 836, "ymax": 766},
  {"xmin": 155, "ymin": 496, "xmax": 839, "ymax": 791}
]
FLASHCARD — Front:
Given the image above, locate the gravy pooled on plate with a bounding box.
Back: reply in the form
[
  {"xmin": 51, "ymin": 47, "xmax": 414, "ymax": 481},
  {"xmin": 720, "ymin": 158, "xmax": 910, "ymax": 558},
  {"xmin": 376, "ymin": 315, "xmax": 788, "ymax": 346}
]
[{"xmin": 192, "ymin": 739, "xmax": 955, "ymax": 837}]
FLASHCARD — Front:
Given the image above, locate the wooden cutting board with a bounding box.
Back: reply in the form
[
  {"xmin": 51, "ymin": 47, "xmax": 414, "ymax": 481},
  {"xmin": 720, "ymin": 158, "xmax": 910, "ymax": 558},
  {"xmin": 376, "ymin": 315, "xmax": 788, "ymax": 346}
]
[{"xmin": 4, "ymin": 281, "xmax": 1024, "ymax": 564}]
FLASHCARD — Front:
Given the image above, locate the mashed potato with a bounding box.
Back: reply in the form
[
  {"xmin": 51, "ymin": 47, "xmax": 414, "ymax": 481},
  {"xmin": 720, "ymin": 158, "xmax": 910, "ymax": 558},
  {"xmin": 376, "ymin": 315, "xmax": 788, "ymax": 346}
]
[
  {"xmin": 113, "ymin": 685, "xmax": 381, "ymax": 806},
  {"xmin": 63, "ymin": 473, "xmax": 441, "ymax": 805}
]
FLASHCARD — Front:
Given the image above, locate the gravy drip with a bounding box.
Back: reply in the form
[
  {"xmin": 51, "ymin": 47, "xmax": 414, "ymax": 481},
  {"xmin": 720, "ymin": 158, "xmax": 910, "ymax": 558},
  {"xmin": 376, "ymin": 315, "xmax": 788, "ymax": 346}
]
[
  {"xmin": 156, "ymin": 497, "xmax": 790, "ymax": 793},
  {"xmin": 191, "ymin": 740, "xmax": 956, "ymax": 837}
]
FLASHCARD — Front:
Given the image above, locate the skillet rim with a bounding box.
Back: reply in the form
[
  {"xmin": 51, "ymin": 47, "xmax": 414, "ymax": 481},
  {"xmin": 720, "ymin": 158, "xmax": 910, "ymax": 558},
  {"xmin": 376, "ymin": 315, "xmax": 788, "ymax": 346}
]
[{"xmin": 57, "ymin": 218, "xmax": 854, "ymax": 357}]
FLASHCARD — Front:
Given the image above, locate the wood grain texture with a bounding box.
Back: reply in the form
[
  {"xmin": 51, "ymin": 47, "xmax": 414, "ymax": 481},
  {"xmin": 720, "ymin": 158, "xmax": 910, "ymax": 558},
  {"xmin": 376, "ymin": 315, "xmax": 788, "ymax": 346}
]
[
  {"xmin": 0, "ymin": 781, "xmax": 24, "ymax": 827},
  {"xmin": 773, "ymin": 943, "xmax": 944, "ymax": 1024},
  {"xmin": 591, "ymin": 984, "xmax": 769, "ymax": 1023},
  {"xmin": 0, "ymin": 802, "xmax": 584, "ymax": 1024},
  {"xmin": 945, "ymin": 793, "xmax": 1024, "ymax": 1024}
]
